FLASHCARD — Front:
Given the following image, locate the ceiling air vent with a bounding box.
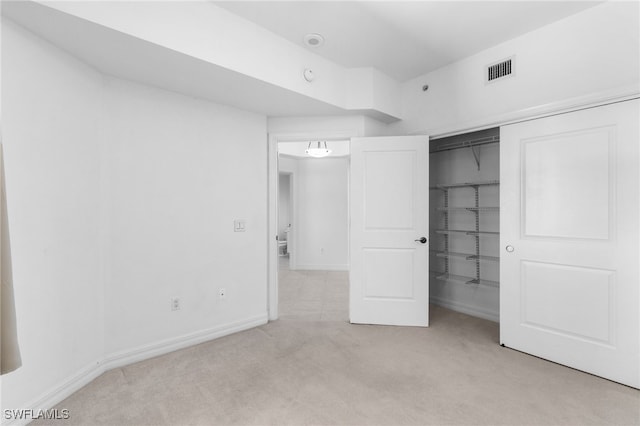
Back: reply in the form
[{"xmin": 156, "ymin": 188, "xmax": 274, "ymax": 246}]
[{"xmin": 486, "ymin": 57, "xmax": 514, "ymax": 83}]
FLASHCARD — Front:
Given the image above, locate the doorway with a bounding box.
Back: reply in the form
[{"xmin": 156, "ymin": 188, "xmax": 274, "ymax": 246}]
[
  {"xmin": 277, "ymin": 172, "xmax": 293, "ymax": 270},
  {"xmin": 271, "ymin": 138, "xmax": 350, "ymax": 322},
  {"xmin": 269, "ymin": 134, "xmax": 432, "ymax": 326}
]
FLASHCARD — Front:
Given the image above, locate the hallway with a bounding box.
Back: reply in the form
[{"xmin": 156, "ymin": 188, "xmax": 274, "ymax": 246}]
[{"xmin": 278, "ymin": 256, "xmax": 349, "ymax": 322}]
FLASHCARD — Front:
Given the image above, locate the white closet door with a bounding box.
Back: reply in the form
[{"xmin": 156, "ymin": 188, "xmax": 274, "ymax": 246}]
[
  {"xmin": 500, "ymin": 99, "xmax": 639, "ymax": 388},
  {"xmin": 350, "ymin": 136, "xmax": 429, "ymax": 326}
]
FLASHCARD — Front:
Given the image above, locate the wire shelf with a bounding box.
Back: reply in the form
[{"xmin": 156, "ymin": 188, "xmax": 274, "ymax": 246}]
[
  {"xmin": 434, "ymin": 229, "xmax": 499, "ymax": 236},
  {"xmin": 436, "ymin": 207, "xmax": 499, "ymax": 212},
  {"xmin": 431, "ymin": 251, "xmax": 499, "ymax": 262},
  {"xmin": 430, "ymin": 180, "xmax": 500, "ymax": 190},
  {"xmin": 431, "ymin": 272, "xmax": 500, "ymax": 288}
]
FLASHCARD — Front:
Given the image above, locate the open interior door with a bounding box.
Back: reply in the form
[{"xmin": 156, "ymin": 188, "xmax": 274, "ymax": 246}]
[
  {"xmin": 500, "ymin": 99, "xmax": 639, "ymax": 388},
  {"xmin": 350, "ymin": 136, "xmax": 429, "ymax": 326}
]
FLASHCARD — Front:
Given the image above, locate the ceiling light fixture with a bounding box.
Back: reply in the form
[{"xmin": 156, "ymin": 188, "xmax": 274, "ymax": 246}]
[
  {"xmin": 304, "ymin": 33, "xmax": 324, "ymax": 48},
  {"xmin": 305, "ymin": 141, "xmax": 332, "ymax": 158}
]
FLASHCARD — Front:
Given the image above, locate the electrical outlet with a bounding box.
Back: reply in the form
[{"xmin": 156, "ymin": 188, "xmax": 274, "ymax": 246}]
[
  {"xmin": 219, "ymin": 288, "xmax": 226, "ymax": 299},
  {"xmin": 171, "ymin": 298, "xmax": 180, "ymax": 311}
]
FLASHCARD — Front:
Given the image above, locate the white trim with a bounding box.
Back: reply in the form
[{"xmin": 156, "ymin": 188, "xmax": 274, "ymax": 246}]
[
  {"xmin": 3, "ymin": 314, "xmax": 268, "ymax": 426},
  {"xmin": 430, "ymin": 295, "xmax": 499, "ymax": 323},
  {"xmin": 421, "ymin": 85, "xmax": 640, "ymax": 139},
  {"xmin": 4, "ymin": 361, "xmax": 104, "ymax": 426},
  {"xmin": 278, "ymin": 153, "xmax": 350, "ymax": 160},
  {"xmin": 101, "ymin": 314, "xmax": 268, "ymax": 370},
  {"xmin": 294, "ymin": 264, "xmax": 349, "ymax": 271},
  {"xmin": 273, "ymin": 131, "xmax": 359, "ymax": 143},
  {"xmin": 278, "ymin": 137, "xmax": 351, "ymax": 144},
  {"xmin": 268, "ymin": 135, "xmax": 279, "ymax": 320}
]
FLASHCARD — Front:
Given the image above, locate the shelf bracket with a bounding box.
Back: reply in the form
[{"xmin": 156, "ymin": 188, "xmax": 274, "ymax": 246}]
[{"xmin": 471, "ymin": 145, "xmax": 481, "ymax": 170}]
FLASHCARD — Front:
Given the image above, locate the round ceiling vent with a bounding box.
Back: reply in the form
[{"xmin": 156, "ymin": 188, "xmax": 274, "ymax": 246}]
[{"xmin": 304, "ymin": 33, "xmax": 324, "ymax": 48}]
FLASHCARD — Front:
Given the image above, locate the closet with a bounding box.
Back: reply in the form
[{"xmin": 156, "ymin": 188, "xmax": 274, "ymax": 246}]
[
  {"xmin": 429, "ymin": 128, "xmax": 500, "ymax": 322},
  {"xmin": 499, "ymin": 99, "xmax": 639, "ymax": 388}
]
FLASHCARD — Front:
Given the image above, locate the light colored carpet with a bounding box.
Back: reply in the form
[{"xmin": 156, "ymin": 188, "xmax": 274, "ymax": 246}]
[
  {"xmin": 32, "ymin": 261, "xmax": 640, "ymax": 425},
  {"xmin": 32, "ymin": 305, "xmax": 639, "ymax": 425},
  {"xmin": 278, "ymin": 259, "xmax": 349, "ymax": 322}
]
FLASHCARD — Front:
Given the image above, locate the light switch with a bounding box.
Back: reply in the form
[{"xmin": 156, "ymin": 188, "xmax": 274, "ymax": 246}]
[{"xmin": 234, "ymin": 219, "xmax": 246, "ymax": 232}]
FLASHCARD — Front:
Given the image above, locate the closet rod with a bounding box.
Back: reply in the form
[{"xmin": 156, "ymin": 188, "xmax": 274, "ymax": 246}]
[{"xmin": 429, "ymin": 136, "xmax": 499, "ymax": 154}]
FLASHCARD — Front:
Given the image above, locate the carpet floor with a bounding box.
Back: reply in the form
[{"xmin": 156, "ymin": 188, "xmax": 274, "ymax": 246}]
[{"xmin": 33, "ymin": 304, "xmax": 638, "ymax": 425}]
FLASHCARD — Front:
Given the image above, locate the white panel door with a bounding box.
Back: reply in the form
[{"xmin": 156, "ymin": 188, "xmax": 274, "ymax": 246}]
[
  {"xmin": 501, "ymin": 99, "xmax": 639, "ymax": 388},
  {"xmin": 350, "ymin": 136, "xmax": 429, "ymax": 326}
]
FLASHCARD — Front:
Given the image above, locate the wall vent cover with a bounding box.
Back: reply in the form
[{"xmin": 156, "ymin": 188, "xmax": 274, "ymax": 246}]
[{"xmin": 486, "ymin": 57, "xmax": 514, "ymax": 83}]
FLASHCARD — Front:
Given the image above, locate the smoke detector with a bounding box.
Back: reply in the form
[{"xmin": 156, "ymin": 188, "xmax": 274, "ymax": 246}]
[
  {"xmin": 303, "ymin": 69, "xmax": 315, "ymax": 82},
  {"xmin": 304, "ymin": 33, "xmax": 324, "ymax": 48}
]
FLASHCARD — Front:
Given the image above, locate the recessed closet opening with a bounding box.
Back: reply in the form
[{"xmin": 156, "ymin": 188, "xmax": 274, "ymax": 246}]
[{"xmin": 429, "ymin": 128, "xmax": 501, "ymax": 323}]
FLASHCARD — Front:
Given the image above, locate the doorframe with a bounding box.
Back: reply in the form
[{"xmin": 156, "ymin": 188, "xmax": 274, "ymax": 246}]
[{"xmin": 268, "ymin": 131, "xmax": 354, "ymax": 321}]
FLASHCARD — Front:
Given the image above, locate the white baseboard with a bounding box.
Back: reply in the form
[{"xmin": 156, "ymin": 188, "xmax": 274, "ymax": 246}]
[
  {"xmin": 4, "ymin": 361, "xmax": 104, "ymax": 426},
  {"xmin": 430, "ymin": 295, "xmax": 499, "ymax": 323},
  {"xmin": 3, "ymin": 314, "xmax": 268, "ymax": 426},
  {"xmin": 293, "ymin": 264, "xmax": 349, "ymax": 271},
  {"xmin": 101, "ymin": 314, "xmax": 268, "ymax": 370}
]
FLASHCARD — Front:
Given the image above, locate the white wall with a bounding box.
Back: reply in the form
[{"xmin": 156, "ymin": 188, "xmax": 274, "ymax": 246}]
[
  {"xmin": 277, "ymin": 154, "xmax": 349, "ymax": 271},
  {"xmin": 295, "ymin": 158, "xmax": 349, "ymax": 271},
  {"xmin": 268, "ymin": 114, "xmax": 388, "ymax": 138},
  {"xmin": 1, "ymin": 17, "xmax": 269, "ymax": 416},
  {"xmin": 103, "ymin": 78, "xmax": 268, "ymax": 355},
  {"xmin": 278, "ymin": 156, "xmax": 299, "ymax": 176},
  {"xmin": 1, "ymin": 18, "xmax": 105, "ymax": 412},
  {"xmin": 390, "ymin": 2, "xmax": 640, "ymax": 136},
  {"xmin": 278, "ymin": 174, "xmax": 290, "ymax": 241},
  {"xmin": 269, "ymin": 115, "xmax": 366, "ymax": 139}
]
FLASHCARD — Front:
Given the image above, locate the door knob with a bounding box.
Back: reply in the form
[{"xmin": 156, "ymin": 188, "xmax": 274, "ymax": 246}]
[
  {"xmin": 415, "ymin": 237, "xmax": 427, "ymax": 244},
  {"xmin": 505, "ymin": 245, "xmax": 514, "ymax": 253}
]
